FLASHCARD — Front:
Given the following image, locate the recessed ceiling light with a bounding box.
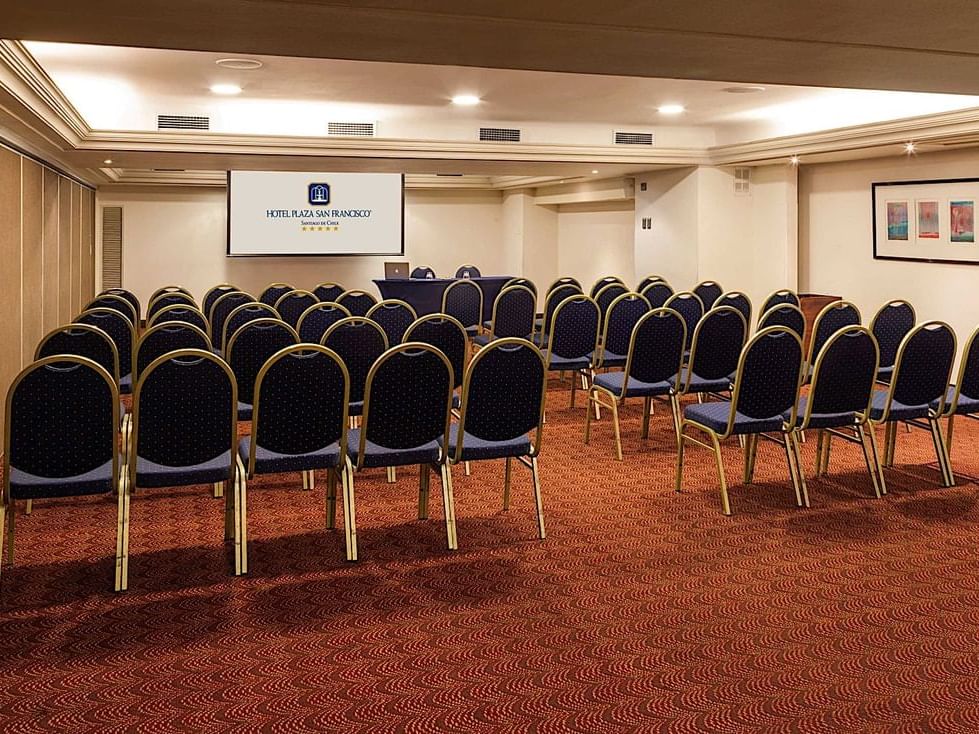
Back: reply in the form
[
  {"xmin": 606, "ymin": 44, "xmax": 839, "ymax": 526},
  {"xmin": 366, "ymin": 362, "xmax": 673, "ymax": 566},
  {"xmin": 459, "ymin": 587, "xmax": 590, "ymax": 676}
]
[
  {"xmin": 789, "ymin": 155, "xmax": 800, "ymax": 165},
  {"xmin": 722, "ymin": 86, "xmax": 767, "ymax": 94},
  {"xmin": 215, "ymin": 58, "xmax": 263, "ymax": 70},
  {"xmin": 658, "ymin": 104, "xmax": 685, "ymax": 115},
  {"xmin": 210, "ymin": 83, "xmax": 242, "ymax": 96},
  {"xmin": 905, "ymin": 141, "xmax": 917, "ymax": 154},
  {"xmin": 451, "ymin": 94, "xmax": 481, "ymax": 106},
  {"xmin": 103, "ymin": 159, "xmax": 113, "ymax": 165},
  {"xmin": 591, "ymin": 170, "xmax": 599, "ymax": 174}
]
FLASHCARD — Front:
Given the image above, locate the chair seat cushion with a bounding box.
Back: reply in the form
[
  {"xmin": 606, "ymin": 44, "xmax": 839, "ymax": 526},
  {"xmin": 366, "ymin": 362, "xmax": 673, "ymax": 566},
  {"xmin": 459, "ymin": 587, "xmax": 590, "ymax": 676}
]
[
  {"xmin": 465, "ymin": 325, "xmax": 480, "ymax": 336},
  {"xmin": 347, "ymin": 428, "xmax": 441, "ymax": 469},
  {"xmin": 135, "ymin": 450, "xmax": 234, "ymax": 488},
  {"xmin": 120, "ymin": 373, "xmax": 132, "ymax": 395},
  {"xmin": 439, "ymin": 424, "xmax": 531, "ymax": 461},
  {"xmin": 669, "ymin": 371, "xmax": 731, "ymax": 395},
  {"xmin": 473, "ymin": 334, "xmax": 494, "ymax": 347},
  {"xmin": 869, "ymin": 391, "xmax": 930, "ymax": 422},
  {"xmin": 593, "ymin": 371, "xmax": 672, "ymax": 398},
  {"xmin": 237, "ymin": 401, "xmax": 253, "ymax": 421},
  {"xmin": 783, "ymin": 395, "xmax": 857, "ymax": 429},
  {"xmin": 548, "ymin": 353, "xmax": 591, "ymax": 372},
  {"xmin": 589, "ymin": 348, "xmax": 626, "ymax": 368},
  {"xmin": 684, "ymin": 401, "xmax": 784, "ymax": 435},
  {"xmin": 931, "ymin": 386, "xmax": 979, "ymax": 416},
  {"xmin": 238, "ymin": 436, "xmax": 340, "ymax": 475},
  {"xmin": 8, "ymin": 459, "xmax": 116, "ymax": 500}
]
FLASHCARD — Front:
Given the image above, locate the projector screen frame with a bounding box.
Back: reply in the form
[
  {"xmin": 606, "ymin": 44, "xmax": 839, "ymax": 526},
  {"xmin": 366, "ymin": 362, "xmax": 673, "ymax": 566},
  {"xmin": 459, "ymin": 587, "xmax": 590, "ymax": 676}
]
[{"xmin": 225, "ymin": 171, "xmax": 406, "ymax": 258}]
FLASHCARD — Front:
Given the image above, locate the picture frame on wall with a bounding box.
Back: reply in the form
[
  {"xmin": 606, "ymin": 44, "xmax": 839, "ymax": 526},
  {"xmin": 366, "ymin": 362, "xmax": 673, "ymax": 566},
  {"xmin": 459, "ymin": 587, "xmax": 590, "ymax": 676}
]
[{"xmin": 873, "ymin": 177, "xmax": 979, "ymax": 264}]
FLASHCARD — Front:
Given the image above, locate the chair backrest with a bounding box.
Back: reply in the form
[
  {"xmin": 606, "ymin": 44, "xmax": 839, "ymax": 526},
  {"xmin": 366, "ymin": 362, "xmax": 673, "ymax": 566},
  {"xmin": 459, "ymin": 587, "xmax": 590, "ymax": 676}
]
[
  {"xmin": 760, "ymin": 289, "xmax": 801, "ymax": 314},
  {"xmin": 539, "ymin": 284, "xmax": 582, "ymax": 339},
  {"xmin": 809, "ymin": 300, "xmax": 862, "ymax": 363},
  {"xmin": 35, "ymin": 323, "xmax": 119, "ymax": 383},
  {"xmin": 135, "ymin": 322, "xmax": 211, "ymax": 380},
  {"xmin": 149, "ymin": 285, "xmax": 192, "ymax": 304},
  {"xmin": 404, "ymin": 314, "xmax": 468, "ymax": 390},
  {"xmin": 223, "ymin": 302, "xmax": 279, "ymax": 353},
  {"xmin": 640, "ymin": 280, "xmax": 675, "ymax": 308},
  {"xmin": 623, "ymin": 308, "xmax": 687, "ymax": 392},
  {"xmin": 274, "ymin": 289, "xmax": 319, "ymax": 328},
  {"xmin": 885, "ymin": 321, "xmax": 956, "ymax": 415},
  {"xmin": 410, "ymin": 266, "xmax": 436, "ymax": 279},
  {"xmin": 336, "ymin": 289, "xmax": 378, "ymax": 317},
  {"xmin": 313, "ymin": 282, "xmax": 345, "ymax": 302},
  {"xmin": 683, "ymin": 306, "xmax": 748, "ymax": 388},
  {"xmin": 322, "ymin": 317, "xmax": 389, "ymax": 404},
  {"xmin": 598, "ymin": 292, "xmax": 649, "ymax": 364},
  {"xmin": 259, "ymin": 283, "xmax": 294, "ymax": 307},
  {"xmin": 226, "ymin": 319, "xmax": 299, "ymax": 405},
  {"xmin": 202, "ymin": 284, "xmax": 238, "ymax": 321},
  {"xmin": 870, "ymin": 299, "xmax": 916, "ymax": 370},
  {"xmin": 209, "ymin": 291, "xmax": 252, "ymax": 343},
  {"xmin": 367, "ymin": 299, "xmax": 418, "ymax": 345},
  {"xmin": 729, "ymin": 327, "xmax": 804, "ymax": 431},
  {"xmin": 147, "ymin": 292, "xmax": 196, "ymax": 320},
  {"xmin": 248, "ymin": 345, "xmax": 349, "ymax": 474},
  {"xmin": 455, "ymin": 264, "xmax": 481, "ymax": 279},
  {"xmin": 594, "ymin": 283, "xmax": 629, "ymax": 329},
  {"xmin": 455, "ymin": 338, "xmax": 546, "ymax": 460},
  {"xmin": 504, "ymin": 277, "xmax": 537, "ymax": 296},
  {"xmin": 952, "ymin": 325, "xmax": 979, "ymax": 408},
  {"xmin": 88, "ymin": 293, "xmax": 138, "ymax": 326},
  {"xmin": 693, "ymin": 281, "xmax": 723, "ymax": 309},
  {"xmin": 132, "ymin": 349, "xmax": 236, "ymax": 480},
  {"xmin": 4, "ymin": 356, "xmax": 118, "ymax": 492},
  {"xmin": 546, "ymin": 295, "xmax": 600, "ymax": 366},
  {"xmin": 442, "ymin": 279, "xmax": 483, "ymax": 330},
  {"xmin": 803, "ymin": 326, "xmax": 878, "ymax": 426},
  {"xmin": 590, "ymin": 276, "xmax": 624, "ymax": 298},
  {"xmin": 664, "ymin": 291, "xmax": 705, "ymax": 349},
  {"xmin": 636, "ymin": 274, "xmax": 666, "ymax": 294},
  {"xmin": 358, "ymin": 344, "xmax": 452, "ymax": 461},
  {"xmin": 147, "ymin": 304, "xmax": 209, "ymax": 332},
  {"xmin": 716, "ymin": 291, "xmax": 752, "ymax": 326},
  {"xmin": 758, "ymin": 303, "xmax": 806, "ymax": 339},
  {"xmin": 546, "ymin": 277, "xmax": 581, "ymax": 294},
  {"xmin": 489, "ymin": 285, "xmax": 536, "ymax": 338},
  {"xmin": 296, "ymin": 302, "xmax": 351, "ymax": 343},
  {"xmin": 76, "ymin": 307, "xmax": 134, "ymax": 380},
  {"xmin": 100, "ymin": 288, "xmax": 141, "ymax": 322}
]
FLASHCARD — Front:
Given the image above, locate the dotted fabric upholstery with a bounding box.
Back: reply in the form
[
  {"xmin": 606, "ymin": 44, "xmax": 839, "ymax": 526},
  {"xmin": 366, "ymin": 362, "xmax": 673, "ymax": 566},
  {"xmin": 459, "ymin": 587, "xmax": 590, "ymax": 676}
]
[
  {"xmin": 717, "ymin": 293, "xmax": 752, "ymax": 325},
  {"xmin": 405, "ymin": 318, "xmax": 468, "ymax": 390},
  {"xmin": 203, "ymin": 286, "xmax": 238, "ymax": 322},
  {"xmin": 685, "ymin": 308, "xmax": 747, "ymax": 384},
  {"xmin": 337, "ymin": 292, "xmax": 378, "ymax": 317},
  {"xmin": 540, "ymin": 285, "xmax": 582, "ymax": 341},
  {"xmin": 442, "ymin": 424, "xmax": 530, "ymax": 461},
  {"xmin": 228, "ymin": 321, "xmax": 298, "ymax": 405},
  {"xmin": 76, "ymin": 310, "xmax": 133, "ymax": 380},
  {"xmin": 548, "ymin": 298, "xmax": 599, "ymax": 366},
  {"xmin": 313, "ymin": 283, "xmax": 345, "ymax": 302},
  {"xmin": 369, "ymin": 302, "xmax": 416, "ymax": 345},
  {"xmin": 761, "ymin": 290, "xmax": 800, "ymax": 313},
  {"xmin": 224, "ymin": 304, "xmax": 278, "ymax": 352},
  {"xmin": 492, "ymin": 288, "xmax": 536, "ymax": 338},
  {"xmin": 595, "ymin": 285, "xmax": 629, "ymax": 329},
  {"xmin": 735, "ymin": 330, "xmax": 802, "ymax": 421},
  {"xmin": 152, "ymin": 306, "xmax": 208, "ymax": 332},
  {"xmin": 260, "ymin": 285, "xmax": 293, "ymax": 307},
  {"xmin": 101, "ymin": 288, "xmax": 141, "ymax": 321},
  {"xmin": 892, "ymin": 324, "xmax": 955, "ymax": 410},
  {"xmin": 323, "ymin": 320, "xmax": 388, "ymax": 404},
  {"xmin": 872, "ymin": 302, "xmax": 915, "ymax": 370},
  {"xmin": 89, "ymin": 295, "xmax": 138, "ymax": 325},
  {"xmin": 806, "ymin": 328, "xmax": 877, "ymax": 417},
  {"xmin": 210, "ymin": 292, "xmax": 252, "ymax": 343},
  {"xmin": 506, "ymin": 278, "xmax": 537, "ymax": 296},
  {"xmin": 455, "ymin": 265, "xmax": 481, "ymax": 278},
  {"xmin": 8, "ymin": 361, "xmax": 115, "ymax": 494},
  {"xmin": 811, "ymin": 303, "xmax": 860, "ymax": 361},
  {"xmin": 665, "ymin": 294, "xmax": 704, "ymax": 350},
  {"xmin": 136, "ymin": 324, "xmax": 210, "ymax": 379},
  {"xmin": 636, "ymin": 276, "xmax": 665, "ymax": 294},
  {"xmin": 693, "ymin": 282, "xmax": 723, "ymax": 309},
  {"xmin": 593, "ymin": 371, "xmax": 672, "ymax": 399},
  {"xmin": 759, "ymin": 305, "xmax": 806, "ymax": 339},
  {"xmin": 603, "ymin": 296, "xmax": 650, "ymax": 359},
  {"xmin": 685, "ymin": 401, "xmax": 785, "ymax": 436},
  {"xmin": 443, "ymin": 281, "xmax": 482, "ymax": 330},
  {"xmin": 37, "ymin": 327, "xmax": 118, "ymax": 382},
  {"xmin": 298, "ymin": 304, "xmax": 348, "ymax": 343},
  {"xmin": 276, "ymin": 292, "xmax": 319, "ymax": 327},
  {"xmin": 464, "ymin": 342, "xmax": 544, "ymax": 443},
  {"xmin": 147, "ymin": 293, "xmax": 196, "ymax": 319},
  {"xmin": 628, "ymin": 310, "xmax": 686, "ymax": 387},
  {"xmin": 640, "ymin": 282, "xmax": 675, "ymax": 309},
  {"xmin": 590, "ymin": 277, "xmax": 623, "ymax": 299},
  {"xmin": 411, "ymin": 267, "xmax": 436, "ymax": 279}
]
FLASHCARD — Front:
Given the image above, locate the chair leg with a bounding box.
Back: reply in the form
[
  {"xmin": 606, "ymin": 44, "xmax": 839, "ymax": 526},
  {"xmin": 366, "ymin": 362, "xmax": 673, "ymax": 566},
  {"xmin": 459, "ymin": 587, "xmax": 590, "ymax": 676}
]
[
  {"xmin": 304, "ymin": 469, "xmax": 316, "ymax": 490},
  {"xmin": 706, "ymin": 431, "xmax": 731, "ymax": 516},
  {"xmin": 4, "ymin": 502, "xmax": 12, "ymax": 565},
  {"xmin": 610, "ymin": 397, "xmax": 623, "ymax": 461},
  {"xmin": 0, "ymin": 500, "xmax": 5, "ymax": 579},
  {"xmin": 418, "ymin": 463, "xmax": 431, "ymax": 520},
  {"xmin": 24, "ymin": 500, "xmax": 31, "ymax": 516},
  {"xmin": 670, "ymin": 394, "xmax": 682, "ymax": 448},
  {"xmin": 885, "ymin": 422, "xmax": 898, "ymax": 467},
  {"xmin": 224, "ymin": 476, "xmax": 235, "ymax": 542},
  {"xmin": 464, "ymin": 461, "xmax": 472, "ymax": 476},
  {"xmin": 570, "ymin": 372, "xmax": 577, "ymax": 408},
  {"xmin": 789, "ymin": 431, "xmax": 810, "ymax": 508},
  {"xmin": 946, "ymin": 414, "xmax": 955, "ymax": 454},
  {"xmin": 114, "ymin": 472, "xmax": 131, "ymax": 592},
  {"xmin": 233, "ymin": 456, "xmax": 248, "ymax": 575},
  {"xmin": 674, "ymin": 425, "xmax": 686, "ymax": 494},
  {"xmin": 342, "ymin": 460, "xmax": 358, "ymax": 561},
  {"xmin": 503, "ymin": 457, "xmax": 512, "ymax": 511},
  {"xmin": 821, "ymin": 433, "xmax": 832, "ymax": 475},
  {"xmin": 783, "ymin": 432, "xmax": 804, "ymax": 508},
  {"xmin": 814, "ymin": 431, "xmax": 825, "ymax": 476},
  {"xmin": 929, "ymin": 417, "xmax": 955, "ymax": 487},
  {"xmin": 584, "ymin": 388, "xmax": 595, "ymax": 444},
  {"xmin": 867, "ymin": 424, "xmax": 887, "ymax": 495},
  {"xmin": 641, "ymin": 397, "xmax": 652, "ymax": 440},
  {"xmin": 213, "ymin": 481, "xmax": 223, "ymax": 499},
  {"xmin": 531, "ymin": 456, "xmax": 546, "ymax": 540},
  {"xmin": 326, "ymin": 467, "xmax": 338, "ymax": 529},
  {"xmin": 386, "ymin": 466, "xmax": 397, "ymax": 484},
  {"xmin": 856, "ymin": 424, "xmax": 882, "ymax": 499},
  {"xmin": 440, "ymin": 463, "xmax": 458, "ymax": 550},
  {"xmin": 591, "ymin": 371, "xmax": 601, "ymax": 420},
  {"xmin": 743, "ymin": 434, "xmax": 758, "ymax": 485}
]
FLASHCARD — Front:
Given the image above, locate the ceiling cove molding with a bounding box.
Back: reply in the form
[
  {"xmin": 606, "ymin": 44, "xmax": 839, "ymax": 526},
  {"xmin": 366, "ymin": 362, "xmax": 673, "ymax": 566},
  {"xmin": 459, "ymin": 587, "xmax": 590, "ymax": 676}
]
[{"xmin": 106, "ymin": 170, "xmax": 501, "ymax": 189}]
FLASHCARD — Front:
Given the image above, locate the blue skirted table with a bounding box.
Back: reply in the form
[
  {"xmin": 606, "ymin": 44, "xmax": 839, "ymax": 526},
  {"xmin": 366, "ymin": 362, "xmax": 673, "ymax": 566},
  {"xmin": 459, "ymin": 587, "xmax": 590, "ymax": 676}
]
[{"xmin": 373, "ymin": 276, "xmax": 514, "ymax": 321}]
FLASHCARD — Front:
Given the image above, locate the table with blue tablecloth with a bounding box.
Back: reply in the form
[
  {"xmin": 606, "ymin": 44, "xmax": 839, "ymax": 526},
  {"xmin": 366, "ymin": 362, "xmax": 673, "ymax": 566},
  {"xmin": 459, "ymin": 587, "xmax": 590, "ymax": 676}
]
[{"xmin": 373, "ymin": 276, "xmax": 514, "ymax": 321}]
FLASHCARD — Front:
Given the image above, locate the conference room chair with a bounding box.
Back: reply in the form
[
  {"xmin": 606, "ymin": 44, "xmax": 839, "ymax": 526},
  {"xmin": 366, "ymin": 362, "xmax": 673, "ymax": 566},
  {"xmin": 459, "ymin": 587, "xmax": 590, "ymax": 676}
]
[
  {"xmin": 664, "ymin": 291, "xmax": 705, "ymax": 350},
  {"xmin": 807, "ymin": 300, "xmax": 862, "ymax": 374},
  {"xmin": 336, "ymin": 289, "xmax": 378, "ymax": 317},
  {"xmin": 208, "ymin": 291, "xmax": 252, "ymax": 345},
  {"xmin": 693, "ymin": 281, "xmax": 724, "ymax": 309},
  {"xmin": 758, "ymin": 303, "xmax": 806, "ymax": 340},
  {"xmin": 367, "ymin": 299, "xmax": 418, "ymax": 345},
  {"xmin": 933, "ymin": 324, "xmax": 979, "ymax": 455},
  {"xmin": 670, "ymin": 306, "xmax": 748, "ymax": 406},
  {"xmin": 782, "ymin": 326, "xmax": 883, "ymax": 501},
  {"xmin": 202, "ymin": 284, "xmax": 239, "ymax": 321},
  {"xmin": 870, "ymin": 299, "xmax": 916, "ymax": 383},
  {"xmin": 474, "ymin": 285, "xmax": 536, "ymax": 348},
  {"xmin": 259, "ymin": 283, "xmax": 294, "ymax": 307},
  {"xmin": 640, "ymin": 280, "xmax": 675, "ymax": 309},
  {"xmin": 227, "ymin": 319, "xmax": 299, "ymax": 422},
  {"xmin": 148, "ymin": 285, "xmax": 193, "ymax": 304},
  {"xmin": 594, "ymin": 292, "xmax": 651, "ymax": 371},
  {"xmin": 2, "ymin": 355, "xmax": 124, "ymax": 591},
  {"xmin": 760, "ymin": 289, "xmax": 801, "ymax": 314},
  {"xmin": 636, "ymin": 274, "xmax": 666, "ymax": 294},
  {"xmin": 239, "ymin": 344, "xmax": 355, "ymax": 560},
  {"xmin": 135, "ymin": 322, "xmax": 211, "ymax": 381},
  {"xmin": 869, "ymin": 321, "xmax": 956, "ymax": 490},
  {"xmin": 100, "ymin": 288, "xmax": 141, "ymax": 324},
  {"xmin": 535, "ymin": 282, "xmax": 581, "ymax": 347},
  {"xmin": 505, "ymin": 277, "xmax": 537, "ymax": 297},
  {"xmin": 546, "ymin": 276, "xmax": 582, "ymax": 293},
  {"xmin": 347, "ymin": 343, "xmax": 456, "ymax": 556},
  {"xmin": 147, "ymin": 304, "xmax": 209, "ymax": 333},
  {"xmin": 442, "ymin": 280, "xmax": 483, "ymax": 336},
  {"xmin": 455, "ymin": 264, "xmax": 481, "ymax": 278},
  {"xmin": 441, "ymin": 338, "xmax": 547, "ymax": 539},
  {"xmin": 274, "ymin": 289, "xmax": 319, "ymax": 328},
  {"xmin": 77, "ymin": 307, "xmax": 135, "ymax": 395},
  {"xmin": 322, "ymin": 317, "xmax": 389, "ymax": 420},
  {"xmin": 586, "ymin": 308, "xmax": 686, "ymax": 461},
  {"xmin": 35, "ymin": 323, "xmax": 120, "ymax": 385},
  {"xmin": 124, "ymin": 349, "xmax": 244, "ymax": 589},
  {"xmin": 543, "ymin": 295, "xmax": 600, "ymax": 408},
  {"xmin": 589, "ymin": 276, "xmax": 624, "ymax": 298},
  {"xmin": 594, "ymin": 282, "xmax": 629, "ymax": 332},
  {"xmin": 313, "ymin": 282, "xmax": 345, "ymax": 303},
  {"xmin": 716, "ymin": 291, "xmax": 752, "ymax": 327},
  {"xmin": 411, "ymin": 266, "xmax": 437, "ymax": 279},
  {"xmin": 676, "ymin": 326, "xmax": 806, "ymax": 516},
  {"xmin": 146, "ymin": 292, "xmax": 196, "ymax": 321},
  {"xmin": 296, "ymin": 302, "xmax": 350, "ymax": 343},
  {"xmin": 221, "ymin": 302, "xmax": 278, "ymax": 355},
  {"xmin": 88, "ymin": 293, "xmax": 139, "ymax": 328}
]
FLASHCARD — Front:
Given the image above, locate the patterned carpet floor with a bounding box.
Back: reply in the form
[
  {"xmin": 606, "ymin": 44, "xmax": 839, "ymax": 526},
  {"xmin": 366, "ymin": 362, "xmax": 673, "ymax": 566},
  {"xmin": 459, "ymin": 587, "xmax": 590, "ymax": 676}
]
[{"xmin": 3, "ymin": 382, "xmax": 979, "ymax": 732}]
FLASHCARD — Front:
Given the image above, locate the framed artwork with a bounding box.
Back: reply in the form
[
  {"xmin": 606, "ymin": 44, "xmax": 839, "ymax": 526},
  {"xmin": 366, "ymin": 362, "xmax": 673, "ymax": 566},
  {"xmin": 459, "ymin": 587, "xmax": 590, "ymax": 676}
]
[{"xmin": 873, "ymin": 178, "xmax": 979, "ymax": 264}]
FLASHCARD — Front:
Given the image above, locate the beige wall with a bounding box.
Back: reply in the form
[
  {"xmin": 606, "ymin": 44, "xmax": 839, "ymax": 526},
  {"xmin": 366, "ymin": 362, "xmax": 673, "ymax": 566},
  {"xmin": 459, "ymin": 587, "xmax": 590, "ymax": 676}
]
[{"xmin": 557, "ymin": 201, "xmax": 636, "ymax": 292}]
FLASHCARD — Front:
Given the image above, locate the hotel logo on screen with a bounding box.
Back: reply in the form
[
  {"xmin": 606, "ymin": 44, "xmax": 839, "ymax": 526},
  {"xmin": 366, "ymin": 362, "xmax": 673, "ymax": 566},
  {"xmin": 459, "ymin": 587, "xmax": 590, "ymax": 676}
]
[{"xmin": 308, "ymin": 183, "xmax": 331, "ymax": 206}]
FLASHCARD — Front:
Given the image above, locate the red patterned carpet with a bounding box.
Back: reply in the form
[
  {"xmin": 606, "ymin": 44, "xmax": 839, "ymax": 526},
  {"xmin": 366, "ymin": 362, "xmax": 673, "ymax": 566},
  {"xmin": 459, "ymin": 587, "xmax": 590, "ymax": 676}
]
[{"xmin": 3, "ymin": 383, "xmax": 979, "ymax": 732}]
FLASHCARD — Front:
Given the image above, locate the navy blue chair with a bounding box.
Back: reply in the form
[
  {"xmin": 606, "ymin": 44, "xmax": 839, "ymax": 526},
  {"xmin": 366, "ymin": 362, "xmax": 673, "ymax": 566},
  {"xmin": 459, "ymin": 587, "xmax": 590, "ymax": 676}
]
[
  {"xmin": 535, "ymin": 283, "xmax": 581, "ymax": 347},
  {"xmin": 455, "ymin": 264, "xmax": 481, "ymax": 279},
  {"xmin": 590, "ymin": 276, "xmax": 624, "ymax": 299},
  {"xmin": 442, "ymin": 280, "xmax": 483, "ymax": 336},
  {"xmin": 35, "ymin": 323, "xmax": 119, "ymax": 384},
  {"xmin": 227, "ymin": 319, "xmax": 299, "ymax": 421},
  {"xmin": 347, "ymin": 344, "xmax": 456, "ymax": 555},
  {"xmin": 546, "ymin": 277, "xmax": 581, "ymax": 293},
  {"xmin": 100, "ymin": 288, "xmax": 141, "ymax": 324},
  {"xmin": 808, "ymin": 300, "xmax": 861, "ymax": 370},
  {"xmin": 505, "ymin": 278, "xmax": 537, "ymax": 297},
  {"xmin": 870, "ymin": 321, "xmax": 956, "ymax": 489},
  {"xmin": 593, "ymin": 292, "xmax": 650, "ymax": 370},
  {"xmin": 240, "ymin": 344, "xmax": 355, "ymax": 560},
  {"xmin": 275, "ymin": 289, "xmax": 319, "ymax": 328},
  {"xmin": 202, "ymin": 284, "xmax": 238, "ymax": 324},
  {"xmin": 313, "ymin": 282, "xmax": 345, "ymax": 303},
  {"xmin": 222, "ymin": 302, "xmax": 278, "ymax": 355},
  {"xmin": 127, "ymin": 349, "xmax": 243, "ymax": 588},
  {"xmin": 677, "ymin": 326, "xmax": 805, "ymax": 516},
  {"xmin": 411, "ymin": 266, "xmax": 436, "ymax": 279},
  {"xmin": 336, "ymin": 290, "xmax": 378, "ymax": 317},
  {"xmin": 586, "ymin": 308, "xmax": 686, "ymax": 461},
  {"xmin": 2, "ymin": 356, "xmax": 123, "ymax": 590},
  {"xmin": 441, "ymin": 338, "xmax": 547, "ymax": 539},
  {"xmin": 758, "ymin": 303, "xmax": 806, "ymax": 340},
  {"xmin": 664, "ymin": 291, "xmax": 705, "ymax": 350},
  {"xmin": 149, "ymin": 285, "xmax": 193, "ymax": 303},
  {"xmin": 636, "ymin": 274, "xmax": 666, "ymax": 294},
  {"xmin": 594, "ymin": 283, "xmax": 629, "ymax": 332},
  {"xmin": 367, "ymin": 299, "xmax": 418, "ymax": 346},
  {"xmin": 135, "ymin": 322, "xmax": 210, "ymax": 381},
  {"xmin": 209, "ymin": 291, "xmax": 252, "ymax": 346},
  {"xmin": 783, "ymin": 326, "xmax": 882, "ymax": 501},
  {"xmin": 259, "ymin": 283, "xmax": 294, "ymax": 307},
  {"xmin": 147, "ymin": 292, "xmax": 196, "ymax": 321},
  {"xmin": 670, "ymin": 306, "xmax": 747, "ymax": 402},
  {"xmin": 475, "ymin": 285, "xmax": 536, "ymax": 347},
  {"xmin": 716, "ymin": 291, "xmax": 752, "ymax": 327},
  {"xmin": 934, "ymin": 325, "xmax": 979, "ymax": 456},
  {"xmin": 760, "ymin": 289, "xmax": 800, "ymax": 314},
  {"xmin": 404, "ymin": 315, "xmax": 468, "ymax": 397},
  {"xmin": 543, "ymin": 295, "xmax": 600, "ymax": 408},
  {"xmin": 640, "ymin": 281, "xmax": 674, "ymax": 309},
  {"xmin": 693, "ymin": 281, "xmax": 723, "ymax": 309},
  {"xmin": 77, "ymin": 307, "xmax": 135, "ymax": 394},
  {"xmin": 297, "ymin": 302, "xmax": 350, "ymax": 343},
  {"xmin": 147, "ymin": 304, "xmax": 209, "ymax": 333},
  {"xmin": 88, "ymin": 293, "xmax": 139, "ymax": 327},
  {"xmin": 871, "ymin": 300, "xmax": 915, "ymax": 383},
  {"xmin": 322, "ymin": 317, "xmax": 389, "ymax": 418}
]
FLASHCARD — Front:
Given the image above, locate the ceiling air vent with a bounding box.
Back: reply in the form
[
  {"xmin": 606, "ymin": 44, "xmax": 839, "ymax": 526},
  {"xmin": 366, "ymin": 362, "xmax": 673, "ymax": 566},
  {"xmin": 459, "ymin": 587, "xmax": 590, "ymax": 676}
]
[
  {"xmin": 158, "ymin": 115, "xmax": 210, "ymax": 131},
  {"xmin": 328, "ymin": 121, "xmax": 375, "ymax": 137},
  {"xmin": 479, "ymin": 127, "xmax": 521, "ymax": 143},
  {"xmin": 615, "ymin": 131, "xmax": 654, "ymax": 146}
]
